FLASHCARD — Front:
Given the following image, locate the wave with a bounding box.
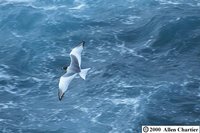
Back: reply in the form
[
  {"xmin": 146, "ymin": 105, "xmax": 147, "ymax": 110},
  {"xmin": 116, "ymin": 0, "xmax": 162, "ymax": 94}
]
[
  {"xmin": 151, "ymin": 16, "xmax": 200, "ymax": 54},
  {"xmin": 0, "ymin": 0, "xmax": 200, "ymax": 132}
]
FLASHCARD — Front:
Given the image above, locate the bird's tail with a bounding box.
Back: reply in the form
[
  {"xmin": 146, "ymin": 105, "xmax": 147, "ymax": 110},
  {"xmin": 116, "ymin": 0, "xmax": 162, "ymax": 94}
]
[{"xmin": 79, "ymin": 68, "xmax": 90, "ymax": 80}]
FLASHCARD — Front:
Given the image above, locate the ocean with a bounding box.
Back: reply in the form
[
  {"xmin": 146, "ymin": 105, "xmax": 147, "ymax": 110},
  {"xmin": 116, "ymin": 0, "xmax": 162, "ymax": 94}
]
[{"xmin": 0, "ymin": 0, "xmax": 200, "ymax": 133}]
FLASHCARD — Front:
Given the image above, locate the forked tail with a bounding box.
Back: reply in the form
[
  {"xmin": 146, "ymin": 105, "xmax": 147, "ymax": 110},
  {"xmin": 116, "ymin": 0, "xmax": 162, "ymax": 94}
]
[{"xmin": 79, "ymin": 68, "xmax": 90, "ymax": 80}]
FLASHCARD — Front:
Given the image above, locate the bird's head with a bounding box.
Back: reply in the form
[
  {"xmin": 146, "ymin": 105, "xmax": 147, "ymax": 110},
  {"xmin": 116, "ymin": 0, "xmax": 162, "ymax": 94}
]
[
  {"xmin": 58, "ymin": 89, "xmax": 65, "ymax": 101},
  {"xmin": 62, "ymin": 66, "xmax": 68, "ymax": 71}
]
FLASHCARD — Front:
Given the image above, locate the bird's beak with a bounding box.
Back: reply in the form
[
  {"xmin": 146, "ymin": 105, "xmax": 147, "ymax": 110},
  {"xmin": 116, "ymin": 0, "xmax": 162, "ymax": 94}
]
[{"xmin": 58, "ymin": 89, "xmax": 65, "ymax": 101}]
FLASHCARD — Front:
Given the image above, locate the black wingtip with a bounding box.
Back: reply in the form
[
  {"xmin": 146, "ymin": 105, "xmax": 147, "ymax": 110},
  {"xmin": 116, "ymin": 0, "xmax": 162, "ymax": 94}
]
[
  {"xmin": 82, "ymin": 41, "xmax": 85, "ymax": 47},
  {"xmin": 58, "ymin": 90, "xmax": 64, "ymax": 101},
  {"xmin": 59, "ymin": 97, "xmax": 62, "ymax": 101},
  {"xmin": 58, "ymin": 95, "xmax": 64, "ymax": 101}
]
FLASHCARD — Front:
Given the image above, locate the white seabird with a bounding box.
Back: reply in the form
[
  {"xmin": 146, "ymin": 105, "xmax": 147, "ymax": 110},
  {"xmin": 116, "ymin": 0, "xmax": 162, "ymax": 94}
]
[{"xmin": 58, "ymin": 41, "xmax": 90, "ymax": 101}]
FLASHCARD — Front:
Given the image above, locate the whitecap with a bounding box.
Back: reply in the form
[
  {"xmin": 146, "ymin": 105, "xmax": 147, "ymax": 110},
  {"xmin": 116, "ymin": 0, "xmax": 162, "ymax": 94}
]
[
  {"xmin": 92, "ymin": 59, "xmax": 107, "ymax": 63},
  {"xmin": 69, "ymin": 3, "xmax": 86, "ymax": 10},
  {"xmin": 91, "ymin": 113, "xmax": 102, "ymax": 123},
  {"xmin": 31, "ymin": 77, "xmax": 43, "ymax": 82},
  {"xmin": 90, "ymin": 69, "xmax": 103, "ymax": 75},
  {"xmin": 110, "ymin": 97, "xmax": 140, "ymax": 106},
  {"xmin": 0, "ymin": 101, "xmax": 18, "ymax": 109},
  {"xmin": 69, "ymin": 0, "xmax": 87, "ymax": 11},
  {"xmin": 143, "ymin": 39, "xmax": 153, "ymax": 47},
  {"xmin": 0, "ymin": 103, "xmax": 8, "ymax": 109},
  {"xmin": 114, "ymin": 42, "xmax": 147, "ymax": 59},
  {"xmin": 0, "ymin": 73, "xmax": 12, "ymax": 80},
  {"xmin": 156, "ymin": 0, "xmax": 181, "ymax": 5},
  {"xmin": 122, "ymin": 16, "xmax": 141, "ymax": 25},
  {"xmin": 176, "ymin": 17, "xmax": 181, "ymax": 21},
  {"xmin": 79, "ymin": 107, "xmax": 89, "ymax": 113},
  {"xmin": 73, "ymin": 105, "xmax": 89, "ymax": 113},
  {"xmin": 1, "ymin": 0, "xmax": 35, "ymax": 4},
  {"xmin": 29, "ymin": 5, "xmax": 67, "ymax": 11},
  {"xmin": 0, "ymin": 64, "xmax": 10, "ymax": 69},
  {"xmin": 117, "ymin": 81, "xmax": 134, "ymax": 88},
  {"xmin": 4, "ymin": 84, "xmax": 32, "ymax": 96},
  {"xmin": 11, "ymin": 32, "xmax": 22, "ymax": 38}
]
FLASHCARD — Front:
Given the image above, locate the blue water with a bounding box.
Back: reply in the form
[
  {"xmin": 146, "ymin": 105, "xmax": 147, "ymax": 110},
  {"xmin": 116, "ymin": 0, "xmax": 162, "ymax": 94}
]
[{"xmin": 0, "ymin": 0, "xmax": 200, "ymax": 132}]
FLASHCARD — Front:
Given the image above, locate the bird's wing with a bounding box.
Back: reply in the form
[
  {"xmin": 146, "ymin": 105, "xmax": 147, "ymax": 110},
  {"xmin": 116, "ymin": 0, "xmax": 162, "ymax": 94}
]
[
  {"xmin": 59, "ymin": 72, "xmax": 77, "ymax": 93},
  {"xmin": 70, "ymin": 41, "xmax": 84, "ymax": 67},
  {"xmin": 68, "ymin": 54, "xmax": 81, "ymax": 73}
]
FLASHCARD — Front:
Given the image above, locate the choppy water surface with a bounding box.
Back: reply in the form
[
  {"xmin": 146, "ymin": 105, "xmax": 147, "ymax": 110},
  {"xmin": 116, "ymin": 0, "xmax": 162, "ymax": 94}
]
[{"xmin": 0, "ymin": 0, "xmax": 200, "ymax": 132}]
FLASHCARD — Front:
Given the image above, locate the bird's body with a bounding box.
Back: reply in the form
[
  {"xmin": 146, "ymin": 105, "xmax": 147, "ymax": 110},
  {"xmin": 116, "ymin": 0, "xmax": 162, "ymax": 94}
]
[{"xmin": 58, "ymin": 41, "xmax": 90, "ymax": 101}]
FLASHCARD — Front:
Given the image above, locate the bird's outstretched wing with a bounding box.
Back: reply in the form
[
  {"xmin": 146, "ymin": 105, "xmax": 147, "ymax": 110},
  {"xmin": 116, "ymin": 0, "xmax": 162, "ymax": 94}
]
[
  {"xmin": 58, "ymin": 72, "xmax": 77, "ymax": 100},
  {"xmin": 68, "ymin": 54, "xmax": 81, "ymax": 73},
  {"xmin": 70, "ymin": 41, "xmax": 85, "ymax": 67}
]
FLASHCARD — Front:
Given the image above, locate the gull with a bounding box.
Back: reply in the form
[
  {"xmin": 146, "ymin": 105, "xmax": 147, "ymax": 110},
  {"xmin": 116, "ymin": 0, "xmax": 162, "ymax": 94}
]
[{"xmin": 58, "ymin": 41, "xmax": 90, "ymax": 101}]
